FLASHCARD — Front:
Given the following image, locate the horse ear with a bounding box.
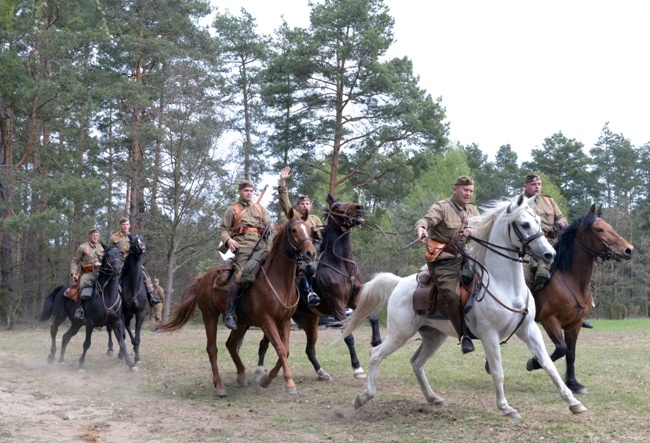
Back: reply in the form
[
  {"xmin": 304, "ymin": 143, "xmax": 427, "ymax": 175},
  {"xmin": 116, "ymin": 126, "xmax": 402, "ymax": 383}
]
[
  {"xmin": 597, "ymin": 203, "xmax": 603, "ymax": 217},
  {"xmin": 288, "ymin": 207, "xmax": 295, "ymax": 219},
  {"xmin": 589, "ymin": 204, "xmax": 596, "ymax": 215},
  {"xmin": 302, "ymin": 208, "xmax": 309, "ymax": 221},
  {"xmin": 516, "ymin": 193, "xmax": 525, "ymax": 207},
  {"xmin": 326, "ymin": 193, "xmax": 335, "ymax": 206}
]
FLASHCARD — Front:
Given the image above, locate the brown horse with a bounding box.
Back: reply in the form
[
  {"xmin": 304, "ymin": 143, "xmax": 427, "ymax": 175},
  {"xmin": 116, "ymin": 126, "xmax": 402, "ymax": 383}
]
[
  {"xmin": 528, "ymin": 204, "xmax": 633, "ymax": 394},
  {"xmin": 160, "ymin": 209, "xmax": 317, "ymax": 396},
  {"xmin": 255, "ymin": 194, "xmax": 382, "ymax": 381}
]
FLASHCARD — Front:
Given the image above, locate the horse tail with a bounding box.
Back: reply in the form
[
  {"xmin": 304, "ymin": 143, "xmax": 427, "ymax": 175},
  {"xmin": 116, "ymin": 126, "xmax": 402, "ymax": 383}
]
[
  {"xmin": 340, "ymin": 272, "xmax": 401, "ymax": 338},
  {"xmin": 159, "ymin": 276, "xmax": 200, "ymax": 332},
  {"xmin": 39, "ymin": 285, "xmax": 66, "ymax": 322}
]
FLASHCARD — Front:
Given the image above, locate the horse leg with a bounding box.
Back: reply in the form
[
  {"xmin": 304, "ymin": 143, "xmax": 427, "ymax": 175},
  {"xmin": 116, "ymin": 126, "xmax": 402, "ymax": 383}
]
[
  {"xmin": 106, "ymin": 327, "xmax": 114, "ymax": 357},
  {"xmin": 368, "ymin": 313, "xmax": 382, "ymax": 347},
  {"xmin": 564, "ymin": 328, "xmax": 588, "ymax": 394},
  {"xmin": 131, "ymin": 310, "xmax": 145, "ymax": 364},
  {"xmin": 481, "ymin": 333, "xmax": 521, "ymax": 418},
  {"xmin": 527, "ymin": 317, "xmax": 566, "ymax": 371},
  {"xmin": 59, "ymin": 321, "xmax": 82, "ymax": 365},
  {"xmin": 299, "ymin": 317, "xmax": 333, "ymax": 381},
  {"xmin": 78, "ymin": 324, "xmax": 94, "ymax": 372},
  {"xmin": 113, "ymin": 319, "xmax": 138, "ymax": 372},
  {"xmin": 343, "ymin": 333, "xmax": 366, "ymax": 379},
  {"xmin": 355, "ymin": 323, "xmax": 417, "ymax": 409},
  {"xmin": 260, "ymin": 321, "xmax": 296, "ymax": 395},
  {"xmin": 225, "ymin": 328, "xmax": 249, "ymax": 388},
  {"xmin": 202, "ymin": 315, "xmax": 226, "ymax": 396},
  {"xmin": 47, "ymin": 316, "xmax": 64, "ymax": 364},
  {"xmin": 252, "ymin": 335, "xmax": 270, "ymax": 384},
  {"xmin": 410, "ymin": 327, "xmax": 446, "ymax": 406},
  {"xmin": 516, "ymin": 324, "xmax": 587, "ymax": 415}
]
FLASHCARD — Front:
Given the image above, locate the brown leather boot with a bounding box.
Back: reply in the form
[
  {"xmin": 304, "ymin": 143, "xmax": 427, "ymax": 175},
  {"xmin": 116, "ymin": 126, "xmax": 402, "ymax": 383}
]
[
  {"xmin": 224, "ymin": 282, "xmax": 242, "ymax": 330},
  {"xmin": 446, "ymin": 304, "xmax": 474, "ymax": 354}
]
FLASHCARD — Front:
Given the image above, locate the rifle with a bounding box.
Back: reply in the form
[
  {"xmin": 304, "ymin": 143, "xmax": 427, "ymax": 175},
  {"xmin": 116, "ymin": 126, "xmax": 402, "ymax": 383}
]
[{"xmin": 218, "ymin": 184, "xmax": 269, "ymax": 254}]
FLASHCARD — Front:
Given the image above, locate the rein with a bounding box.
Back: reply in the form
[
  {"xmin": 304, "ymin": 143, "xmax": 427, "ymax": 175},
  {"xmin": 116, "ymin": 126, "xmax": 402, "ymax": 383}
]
[
  {"xmin": 93, "ymin": 254, "xmax": 122, "ymax": 323},
  {"xmin": 318, "ymin": 230, "xmax": 359, "ymax": 284},
  {"xmin": 574, "ymin": 233, "xmax": 625, "ymax": 261}
]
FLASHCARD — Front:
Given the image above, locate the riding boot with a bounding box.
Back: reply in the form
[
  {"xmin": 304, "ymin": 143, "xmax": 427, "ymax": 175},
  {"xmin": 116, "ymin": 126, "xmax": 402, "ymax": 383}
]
[
  {"xmin": 297, "ymin": 275, "xmax": 320, "ymax": 307},
  {"xmin": 533, "ymin": 266, "xmax": 550, "ymax": 292},
  {"xmin": 143, "ymin": 272, "xmax": 161, "ymax": 306},
  {"xmin": 581, "ymin": 320, "xmax": 594, "ymax": 329},
  {"xmin": 74, "ymin": 300, "xmax": 84, "ymax": 320},
  {"xmin": 224, "ymin": 282, "xmax": 241, "ymax": 330},
  {"xmin": 447, "ymin": 304, "xmax": 474, "ymax": 354}
]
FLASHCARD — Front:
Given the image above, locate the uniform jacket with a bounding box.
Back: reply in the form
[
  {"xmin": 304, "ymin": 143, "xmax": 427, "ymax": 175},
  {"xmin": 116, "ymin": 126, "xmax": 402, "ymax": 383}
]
[
  {"xmin": 108, "ymin": 232, "xmax": 130, "ymax": 258},
  {"xmin": 219, "ymin": 199, "xmax": 271, "ymax": 253},
  {"xmin": 70, "ymin": 241, "xmax": 105, "ymax": 276},
  {"xmin": 414, "ymin": 196, "xmax": 479, "ymax": 260},
  {"xmin": 532, "ymin": 194, "xmax": 566, "ymax": 236}
]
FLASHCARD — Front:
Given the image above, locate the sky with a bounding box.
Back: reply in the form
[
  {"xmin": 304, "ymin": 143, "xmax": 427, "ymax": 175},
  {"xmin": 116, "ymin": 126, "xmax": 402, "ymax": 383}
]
[{"xmin": 213, "ymin": 0, "xmax": 650, "ymax": 164}]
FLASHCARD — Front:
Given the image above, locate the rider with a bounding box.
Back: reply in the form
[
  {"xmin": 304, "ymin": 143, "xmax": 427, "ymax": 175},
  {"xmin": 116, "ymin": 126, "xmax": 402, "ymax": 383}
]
[
  {"xmin": 68, "ymin": 229, "xmax": 105, "ymax": 320},
  {"xmin": 220, "ymin": 179, "xmax": 272, "ymax": 330},
  {"xmin": 278, "ymin": 166, "xmax": 322, "ymax": 307},
  {"xmin": 414, "ymin": 175, "xmax": 479, "ymax": 354},
  {"xmin": 521, "ymin": 172, "xmax": 593, "ymax": 329},
  {"xmin": 108, "ymin": 217, "xmax": 160, "ymax": 307}
]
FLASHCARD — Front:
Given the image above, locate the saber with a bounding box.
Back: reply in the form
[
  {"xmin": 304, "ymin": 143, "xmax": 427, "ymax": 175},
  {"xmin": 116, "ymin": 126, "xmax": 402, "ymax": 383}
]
[{"xmin": 399, "ymin": 237, "xmax": 424, "ymax": 251}]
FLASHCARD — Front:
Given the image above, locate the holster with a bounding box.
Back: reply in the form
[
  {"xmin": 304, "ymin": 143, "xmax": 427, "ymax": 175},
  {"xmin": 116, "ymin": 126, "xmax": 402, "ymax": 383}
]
[
  {"xmin": 424, "ymin": 239, "xmax": 453, "ymax": 263},
  {"xmin": 81, "ymin": 263, "xmax": 94, "ymax": 272}
]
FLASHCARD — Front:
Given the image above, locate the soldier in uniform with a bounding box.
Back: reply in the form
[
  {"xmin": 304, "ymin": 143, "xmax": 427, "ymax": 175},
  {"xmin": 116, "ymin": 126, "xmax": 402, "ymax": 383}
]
[
  {"xmin": 521, "ymin": 173, "xmax": 594, "ymax": 328},
  {"xmin": 414, "ymin": 175, "xmax": 479, "ymax": 354},
  {"xmin": 152, "ymin": 278, "xmax": 165, "ymax": 332},
  {"xmin": 278, "ymin": 166, "xmax": 322, "ymax": 307},
  {"xmin": 220, "ymin": 179, "xmax": 272, "ymax": 330},
  {"xmin": 108, "ymin": 217, "xmax": 160, "ymax": 307},
  {"xmin": 521, "ymin": 173, "xmax": 567, "ymax": 292},
  {"xmin": 68, "ymin": 229, "xmax": 105, "ymax": 320}
]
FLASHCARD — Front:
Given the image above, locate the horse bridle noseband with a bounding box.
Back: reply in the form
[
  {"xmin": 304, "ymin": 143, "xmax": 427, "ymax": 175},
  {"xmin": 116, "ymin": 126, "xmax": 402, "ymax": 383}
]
[
  {"xmin": 574, "ymin": 222, "xmax": 625, "ymax": 261},
  {"xmin": 328, "ymin": 204, "xmax": 364, "ymax": 231}
]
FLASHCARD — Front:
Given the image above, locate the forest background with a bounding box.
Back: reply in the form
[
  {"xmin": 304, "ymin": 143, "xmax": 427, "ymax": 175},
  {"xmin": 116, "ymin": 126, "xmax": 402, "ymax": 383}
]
[{"xmin": 1, "ymin": 0, "xmax": 648, "ymax": 328}]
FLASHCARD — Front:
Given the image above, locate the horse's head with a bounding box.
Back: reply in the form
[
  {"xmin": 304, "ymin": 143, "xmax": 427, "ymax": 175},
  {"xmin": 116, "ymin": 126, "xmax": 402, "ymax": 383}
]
[
  {"xmin": 583, "ymin": 204, "xmax": 634, "ymax": 261},
  {"xmin": 325, "ymin": 193, "xmax": 365, "ymax": 230},
  {"xmin": 283, "ymin": 208, "xmax": 318, "ymax": 262},
  {"xmin": 507, "ymin": 194, "xmax": 556, "ymax": 264},
  {"xmin": 128, "ymin": 233, "xmax": 146, "ymax": 256},
  {"xmin": 101, "ymin": 246, "xmax": 123, "ymax": 278}
]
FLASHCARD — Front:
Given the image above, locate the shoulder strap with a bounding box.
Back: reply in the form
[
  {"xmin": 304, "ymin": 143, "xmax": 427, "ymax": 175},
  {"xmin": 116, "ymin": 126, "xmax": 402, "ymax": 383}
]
[
  {"xmin": 229, "ymin": 203, "xmax": 247, "ymax": 237},
  {"xmin": 445, "ymin": 198, "xmax": 468, "ymax": 226}
]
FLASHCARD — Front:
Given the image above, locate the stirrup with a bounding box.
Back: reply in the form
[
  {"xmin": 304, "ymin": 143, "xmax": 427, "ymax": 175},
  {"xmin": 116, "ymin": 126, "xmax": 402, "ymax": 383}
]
[
  {"xmin": 74, "ymin": 308, "xmax": 85, "ymax": 320},
  {"xmin": 150, "ymin": 297, "xmax": 161, "ymax": 305}
]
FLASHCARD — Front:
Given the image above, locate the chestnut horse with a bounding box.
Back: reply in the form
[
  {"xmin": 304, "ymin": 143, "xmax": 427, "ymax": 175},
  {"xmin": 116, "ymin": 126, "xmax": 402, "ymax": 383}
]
[
  {"xmin": 255, "ymin": 194, "xmax": 382, "ymax": 381},
  {"xmin": 160, "ymin": 209, "xmax": 317, "ymax": 396},
  {"xmin": 528, "ymin": 204, "xmax": 633, "ymax": 393}
]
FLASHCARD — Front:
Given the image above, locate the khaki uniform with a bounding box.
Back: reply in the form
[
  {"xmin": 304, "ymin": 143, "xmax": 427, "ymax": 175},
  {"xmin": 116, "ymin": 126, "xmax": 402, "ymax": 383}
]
[
  {"xmin": 70, "ymin": 241, "xmax": 105, "ymax": 289},
  {"xmin": 152, "ymin": 285, "xmax": 165, "ymax": 323},
  {"xmin": 414, "ymin": 197, "xmax": 479, "ymax": 310},
  {"xmin": 524, "ymin": 194, "xmax": 567, "ymax": 289},
  {"xmin": 108, "ymin": 232, "xmax": 130, "ymax": 258},
  {"xmin": 278, "ymin": 185, "xmax": 323, "ymax": 244},
  {"xmin": 219, "ymin": 199, "xmax": 271, "ymax": 281}
]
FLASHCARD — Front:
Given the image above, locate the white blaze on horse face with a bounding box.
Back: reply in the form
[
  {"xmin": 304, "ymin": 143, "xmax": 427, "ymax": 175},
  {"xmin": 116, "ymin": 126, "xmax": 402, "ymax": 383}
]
[{"xmin": 300, "ymin": 223, "xmax": 309, "ymax": 241}]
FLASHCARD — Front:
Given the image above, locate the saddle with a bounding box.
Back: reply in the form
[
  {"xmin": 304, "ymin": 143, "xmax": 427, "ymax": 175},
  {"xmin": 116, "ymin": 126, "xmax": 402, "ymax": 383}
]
[{"xmin": 412, "ymin": 265, "xmax": 473, "ymax": 318}]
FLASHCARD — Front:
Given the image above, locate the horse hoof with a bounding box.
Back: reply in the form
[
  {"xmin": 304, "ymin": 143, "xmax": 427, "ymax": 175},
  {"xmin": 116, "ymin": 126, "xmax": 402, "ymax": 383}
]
[
  {"xmin": 130, "ymin": 366, "xmax": 139, "ymax": 373},
  {"xmin": 353, "ymin": 367, "xmax": 366, "ymax": 379},
  {"xmin": 106, "ymin": 350, "xmax": 114, "ymax": 357},
  {"xmin": 574, "ymin": 387, "xmax": 589, "ymax": 395},
  {"xmin": 317, "ymin": 368, "xmax": 333, "ymax": 381},
  {"xmin": 526, "ymin": 359, "xmax": 534, "ymax": 371},
  {"xmin": 354, "ymin": 395, "xmax": 366, "ymax": 409},
  {"xmin": 285, "ymin": 386, "xmax": 297, "ymax": 395},
  {"xmin": 570, "ymin": 403, "xmax": 588, "ymax": 414},
  {"xmin": 505, "ymin": 411, "xmax": 522, "ymax": 419},
  {"xmin": 214, "ymin": 389, "xmax": 227, "ymax": 398},
  {"xmin": 136, "ymin": 360, "xmax": 143, "ymax": 365},
  {"xmin": 259, "ymin": 378, "xmax": 271, "ymax": 389},
  {"xmin": 47, "ymin": 356, "xmax": 54, "ymax": 364},
  {"xmin": 237, "ymin": 378, "xmax": 248, "ymax": 387},
  {"xmin": 252, "ymin": 366, "xmax": 265, "ymax": 383},
  {"xmin": 77, "ymin": 368, "xmax": 85, "ymax": 374}
]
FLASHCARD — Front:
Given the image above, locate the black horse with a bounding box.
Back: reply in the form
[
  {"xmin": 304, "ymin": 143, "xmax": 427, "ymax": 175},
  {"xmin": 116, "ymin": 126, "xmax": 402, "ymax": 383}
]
[
  {"xmin": 39, "ymin": 245, "xmax": 137, "ymax": 371},
  {"xmin": 107, "ymin": 233, "xmax": 148, "ymax": 364},
  {"xmin": 255, "ymin": 194, "xmax": 382, "ymax": 381}
]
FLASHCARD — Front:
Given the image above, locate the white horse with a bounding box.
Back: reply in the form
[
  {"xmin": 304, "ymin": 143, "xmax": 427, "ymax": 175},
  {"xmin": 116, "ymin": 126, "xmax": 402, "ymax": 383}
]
[{"xmin": 341, "ymin": 195, "xmax": 588, "ymax": 419}]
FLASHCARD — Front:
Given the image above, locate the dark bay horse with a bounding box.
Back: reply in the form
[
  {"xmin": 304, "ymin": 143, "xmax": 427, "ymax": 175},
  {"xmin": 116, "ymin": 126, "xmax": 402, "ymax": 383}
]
[
  {"xmin": 39, "ymin": 246, "xmax": 138, "ymax": 371},
  {"xmin": 107, "ymin": 233, "xmax": 148, "ymax": 363},
  {"xmin": 160, "ymin": 209, "xmax": 317, "ymax": 396},
  {"xmin": 528, "ymin": 204, "xmax": 633, "ymax": 394},
  {"xmin": 255, "ymin": 194, "xmax": 382, "ymax": 381}
]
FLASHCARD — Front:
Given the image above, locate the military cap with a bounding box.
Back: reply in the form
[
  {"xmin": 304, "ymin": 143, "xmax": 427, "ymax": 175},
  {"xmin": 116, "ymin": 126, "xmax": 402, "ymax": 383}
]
[
  {"xmin": 524, "ymin": 172, "xmax": 541, "ymax": 184},
  {"xmin": 238, "ymin": 179, "xmax": 254, "ymax": 190},
  {"xmin": 88, "ymin": 228, "xmax": 99, "ymax": 235},
  {"xmin": 296, "ymin": 195, "xmax": 310, "ymax": 205},
  {"xmin": 119, "ymin": 217, "xmax": 129, "ymax": 224},
  {"xmin": 454, "ymin": 175, "xmax": 474, "ymax": 186},
  {"xmin": 153, "ymin": 278, "xmax": 160, "ymax": 283}
]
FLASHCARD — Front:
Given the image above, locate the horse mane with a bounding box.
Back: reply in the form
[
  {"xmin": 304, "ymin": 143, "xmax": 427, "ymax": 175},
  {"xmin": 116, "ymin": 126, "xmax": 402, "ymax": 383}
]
[
  {"xmin": 468, "ymin": 198, "xmax": 528, "ymax": 265},
  {"xmin": 551, "ymin": 210, "xmax": 598, "ymax": 273}
]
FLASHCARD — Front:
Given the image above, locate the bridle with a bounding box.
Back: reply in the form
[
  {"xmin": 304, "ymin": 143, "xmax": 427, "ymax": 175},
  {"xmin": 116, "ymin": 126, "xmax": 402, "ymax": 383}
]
[
  {"xmin": 327, "ymin": 204, "xmax": 364, "ymax": 231},
  {"xmin": 93, "ymin": 251, "xmax": 123, "ymax": 319},
  {"xmin": 574, "ymin": 222, "xmax": 625, "ymax": 261}
]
